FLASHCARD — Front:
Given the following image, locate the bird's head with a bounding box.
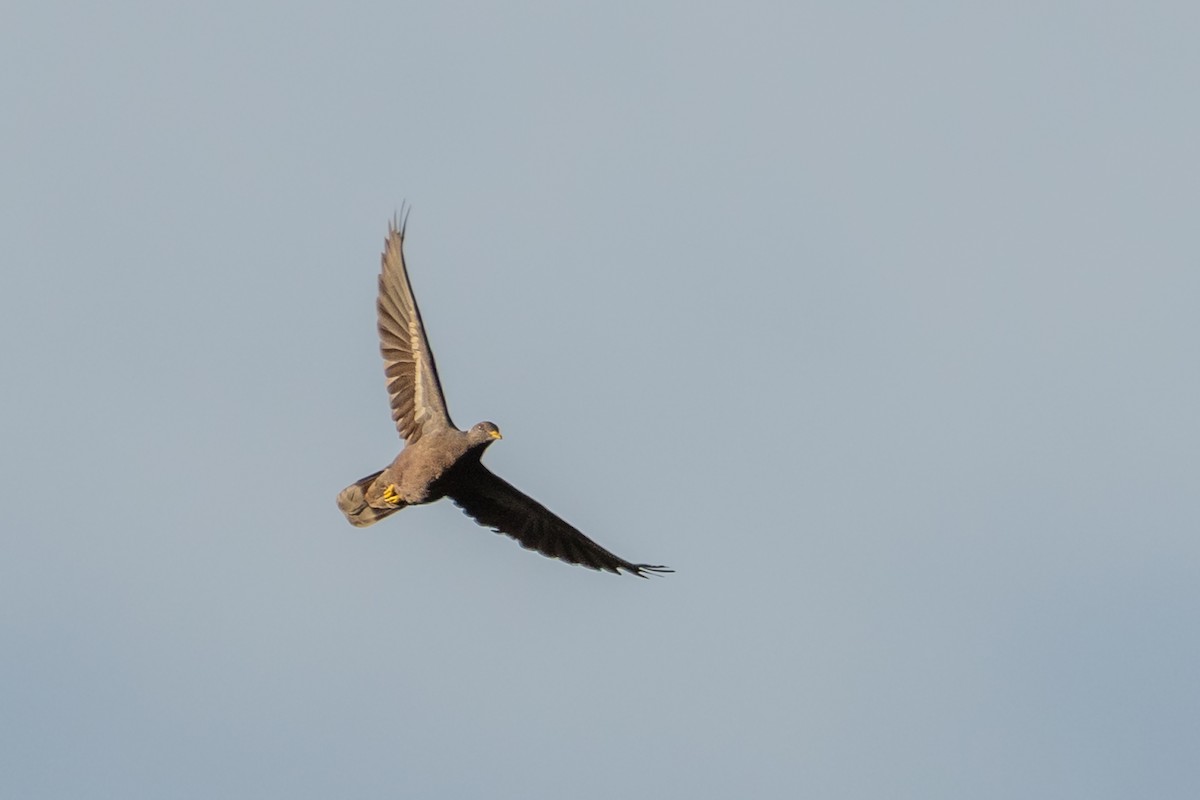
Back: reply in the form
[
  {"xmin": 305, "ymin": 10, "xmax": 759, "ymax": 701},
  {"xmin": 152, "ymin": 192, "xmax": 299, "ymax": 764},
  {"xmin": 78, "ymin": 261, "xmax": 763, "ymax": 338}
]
[{"xmin": 468, "ymin": 421, "xmax": 503, "ymax": 447}]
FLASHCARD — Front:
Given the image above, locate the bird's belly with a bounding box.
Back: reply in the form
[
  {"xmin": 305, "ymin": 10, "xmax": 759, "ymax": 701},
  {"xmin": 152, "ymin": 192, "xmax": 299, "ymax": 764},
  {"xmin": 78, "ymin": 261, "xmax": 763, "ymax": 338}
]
[{"xmin": 377, "ymin": 461, "xmax": 449, "ymax": 506}]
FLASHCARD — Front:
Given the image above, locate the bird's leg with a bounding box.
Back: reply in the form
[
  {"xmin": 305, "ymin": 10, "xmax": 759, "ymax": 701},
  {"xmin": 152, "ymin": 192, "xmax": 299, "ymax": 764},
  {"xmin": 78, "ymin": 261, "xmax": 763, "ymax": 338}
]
[{"xmin": 381, "ymin": 484, "xmax": 403, "ymax": 506}]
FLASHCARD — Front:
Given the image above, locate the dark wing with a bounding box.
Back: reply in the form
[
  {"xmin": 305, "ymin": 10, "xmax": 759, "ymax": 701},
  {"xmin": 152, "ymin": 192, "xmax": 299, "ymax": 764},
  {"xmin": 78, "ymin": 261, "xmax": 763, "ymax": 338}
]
[
  {"xmin": 377, "ymin": 210, "xmax": 454, "ymax": 443},
  {"xmin": 445, "ymin": 462, "xmax": 672, "ymax": 578}
]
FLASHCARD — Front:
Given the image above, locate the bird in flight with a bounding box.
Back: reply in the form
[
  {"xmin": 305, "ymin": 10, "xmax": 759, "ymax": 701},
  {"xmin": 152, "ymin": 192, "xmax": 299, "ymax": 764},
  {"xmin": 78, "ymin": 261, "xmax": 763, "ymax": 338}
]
[{"xmin": 337, "ymin": 211, "xmax": 671, "ymax": 577}]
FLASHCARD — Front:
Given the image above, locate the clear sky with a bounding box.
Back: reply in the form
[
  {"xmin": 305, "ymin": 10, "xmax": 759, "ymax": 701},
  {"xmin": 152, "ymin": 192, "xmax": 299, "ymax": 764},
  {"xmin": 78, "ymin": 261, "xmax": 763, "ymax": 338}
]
[{"xmin": 3, "ymin": 2, "xmax": 1198, "ymax": 798}]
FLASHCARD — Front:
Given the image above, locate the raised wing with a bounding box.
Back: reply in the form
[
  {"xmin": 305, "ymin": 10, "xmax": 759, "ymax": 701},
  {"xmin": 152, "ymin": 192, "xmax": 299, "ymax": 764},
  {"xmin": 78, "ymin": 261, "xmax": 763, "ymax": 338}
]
[
  {"xmin": 377, "ymin": 211, "xmax": 454, "ymax": 443},
  {"xmin": 445, "ymin": 462, "xmax": 672, "ymax": 577}
]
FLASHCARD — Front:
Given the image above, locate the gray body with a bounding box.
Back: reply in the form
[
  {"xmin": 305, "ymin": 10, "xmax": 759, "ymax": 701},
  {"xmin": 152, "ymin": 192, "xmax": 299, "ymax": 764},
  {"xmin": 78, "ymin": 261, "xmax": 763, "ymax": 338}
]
[{"xmin": 338, "ymin": 425, "xmax": 492, "ymax": 526}]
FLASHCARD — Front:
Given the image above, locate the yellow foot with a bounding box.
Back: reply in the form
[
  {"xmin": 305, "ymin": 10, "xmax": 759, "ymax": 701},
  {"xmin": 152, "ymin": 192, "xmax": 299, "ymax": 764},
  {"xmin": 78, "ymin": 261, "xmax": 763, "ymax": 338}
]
[{"xmin": 382, "ymin": 484, "xmax": 402, "ymax": 506}]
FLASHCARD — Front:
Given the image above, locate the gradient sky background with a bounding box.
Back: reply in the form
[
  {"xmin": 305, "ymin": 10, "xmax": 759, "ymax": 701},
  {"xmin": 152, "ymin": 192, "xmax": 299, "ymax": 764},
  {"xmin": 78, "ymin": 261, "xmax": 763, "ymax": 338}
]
[{"xmin": 3, "ymin": 3, "xmax": 1198, "ymax": 798}]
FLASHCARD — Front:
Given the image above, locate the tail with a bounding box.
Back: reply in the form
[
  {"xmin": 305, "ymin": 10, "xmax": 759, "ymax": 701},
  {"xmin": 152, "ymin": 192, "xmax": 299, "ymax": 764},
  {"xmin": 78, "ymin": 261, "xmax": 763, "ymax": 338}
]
[{"xmin": 337, "ymin": 470, "xmax": 405, "ymax": 527}]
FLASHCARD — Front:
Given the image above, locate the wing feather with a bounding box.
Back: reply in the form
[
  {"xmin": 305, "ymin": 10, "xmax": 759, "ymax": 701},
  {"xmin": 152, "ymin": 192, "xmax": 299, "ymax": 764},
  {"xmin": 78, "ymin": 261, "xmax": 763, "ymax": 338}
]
[
  {"xmin": 445, "ymin": 463, "xmax": 671, "ymax": 578},
  {"xmin": 376, "ymin": 210, "xmax": 454, "ymax": 442}
]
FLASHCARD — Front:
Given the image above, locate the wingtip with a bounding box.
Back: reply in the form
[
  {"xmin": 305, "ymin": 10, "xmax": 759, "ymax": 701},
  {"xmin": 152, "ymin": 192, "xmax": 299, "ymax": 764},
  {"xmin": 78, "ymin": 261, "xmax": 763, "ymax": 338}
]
[
  {"xmin": 627, "ymin": 564, "xmax": 674, "ymax": 579},
  {"xmin": 390, "ymin": 202, "xmax": 412, "ymax": 239}
]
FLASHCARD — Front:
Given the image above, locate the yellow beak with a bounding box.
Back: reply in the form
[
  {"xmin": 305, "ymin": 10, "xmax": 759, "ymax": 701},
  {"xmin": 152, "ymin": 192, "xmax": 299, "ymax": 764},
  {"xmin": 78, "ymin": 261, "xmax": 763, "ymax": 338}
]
[{"xmin": 489, "ymin": 429, "xmax": 503, "ymax": 440}]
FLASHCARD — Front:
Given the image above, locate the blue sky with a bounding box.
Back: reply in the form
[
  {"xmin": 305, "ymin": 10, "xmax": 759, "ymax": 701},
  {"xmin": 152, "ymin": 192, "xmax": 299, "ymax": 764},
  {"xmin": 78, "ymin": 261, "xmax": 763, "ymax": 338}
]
[{"xmin": 3, "ymin": 3, "xmax": 1198, "ymax": 798}]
